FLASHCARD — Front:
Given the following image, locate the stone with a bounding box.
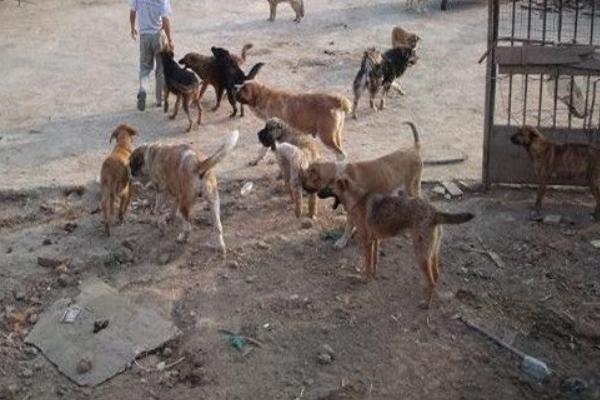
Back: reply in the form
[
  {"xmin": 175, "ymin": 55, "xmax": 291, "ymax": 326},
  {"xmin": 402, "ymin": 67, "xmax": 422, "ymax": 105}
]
[
  {"xmin": 159, "ymin": 254, "xmax": 170, "ymax": 265},
  {"xmin": 121, "ymin": 240, "xmax": 135, "ymax": 252},
  {"xmin": 13, "ymin": 289, "xmax": 26, "ymax": 301},
  {"xmin": 76, "ymin": 358, "xmax": 92, "ymax": 374},
  {"xmin": 300, "ymin": 219, "xmax": 314, "ymax": 229},
  {"xmin": 37, "ymin": 257, "xmax": 65, "ymax": 268},
  {"xmin": 543, "ymin": 215, "xmax": 562, "ymax": 225},
  {"xmin": 432, "ymin": 185, "xmax": 446, "ymax": 196},
  {"xmin": 42, "ymin": 239, "xmax": 52, "ymax": 246},
  {"xmin": 590, "ymin": 239, "xmax": 600, "ymax": 249},
  {"xmin": 24, "ymin": 346, "xmax": 38, "ymax": 357},
  {"xmin": 317, "ymin": 353, "xmax": 333, "ymax": 365},
  {"xmin": 20, "ymin": 368, "xmax": 34, "ymax": 378},
  {"xmin": 256, "ymin": 241, "xmax": 270, "ymax": 250},
  {"xmin": 28, "ymin": 313, "xmax": 39, "ymax": 324},
  {"xmin": 246, "ymin": 275, "xmax": 257, "ymax": 284},
  {"xmin": 115, "ymin": 247, "xmax": 134, "ymax": 264},
  {"xmin": 228, "ymin": 261, "xmax": 240, "ymax": 269},
  {"xmin": 560, "ymin": 377, "xmax": 588, "ymax": 393},
  {"xmin": 442, "ymin": 181, "xmax": 463, "ymax": 197},
  {"xmin": 321, "ymin": 344, "xmax": 335, "ymax": 357},
  {"xmin": 162, "ymin": 347, "xmax": 173, "ymax": 358}
]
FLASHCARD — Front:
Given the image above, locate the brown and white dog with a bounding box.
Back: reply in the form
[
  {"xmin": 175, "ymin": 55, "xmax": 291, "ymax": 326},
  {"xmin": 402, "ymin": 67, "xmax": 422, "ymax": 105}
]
[
  {"xmin": 100, "ymin": 124, "xmax": 138, "ymax": 236},
  {"xmin": 256, "ymin": 118, "xmax": 320, "ymax": 218},
  {"xmin": 302, "ymin": 121, "xmax": 423, "ymax": 248},
  {"xmin": 267, "ymin": 0, "xmax": 304, "ymax": 22},
  {"xmin": 129, "ymin": 131, "xmax": 239, "ymax": 251},
  {"xmin": 327, "ymin": 181, "xmax": 474, "ymax": 307},
  {"xmin": 511, "ymin": 125, "xmax": 600, "ymax": 220},
  {"xmin": 236, "ymin": 80, "xmax": 352, "ymax": 162}
]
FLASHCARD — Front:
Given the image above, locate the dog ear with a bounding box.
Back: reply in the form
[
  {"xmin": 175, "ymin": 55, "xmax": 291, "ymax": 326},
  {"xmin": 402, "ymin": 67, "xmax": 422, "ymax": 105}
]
[{"xmin": 110, "ymin": 128, "xmax": 119, "ymax": 144}]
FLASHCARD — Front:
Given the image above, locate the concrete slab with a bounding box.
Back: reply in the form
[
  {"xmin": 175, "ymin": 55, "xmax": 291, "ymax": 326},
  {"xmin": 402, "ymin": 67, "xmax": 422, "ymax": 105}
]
[{"xmin": 25, "ymin": 277, "xmax": 180, "ymax": 386}]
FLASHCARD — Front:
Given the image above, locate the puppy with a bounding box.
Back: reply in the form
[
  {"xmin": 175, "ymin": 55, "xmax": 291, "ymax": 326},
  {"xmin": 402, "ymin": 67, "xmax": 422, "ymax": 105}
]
[
  {"xmin": 257, "ymin": 118, "xmax": 320, "ymax": 218},
  {"xmin": 100, "ymin": 124, "xmax": 138, "ymax": 236},
  {"xmin": 178, "ymin": 44, "xmax": 253, "ymax": 112},
  {"xmin": 129, "ymin": 131, "xmax": 239, "ymax": 251},
  {"xmin": 211, "ymin": 47, "xmax": 265, "ymax": 118},
  {"xmin": 352, "ymin": 46, "xmax": 418, "ymax": 118},
  {"xmin": 161, "ymin": 48, "xmax": 202, "ymax": 132},
  {"xmin": 302, "ymin": 121, "xmax": 423, "ymax": 248},
  {"xmin": 236, "ymin": 80, "xmax": 352, "ymax": 162},
  {"xmin": 391, "ymin": 26, "xmax": 421, "ymax": 49},
  {"xmin": 511, "ymin": 125, "xmax": 600, "ymax": 220},
  {"xmin": 328, "ymin": 180, "xmax": 474, "ymax": 307},
  {"xmin": 267, "ymin": 0, "xmax": 304, "ymax": 22}
]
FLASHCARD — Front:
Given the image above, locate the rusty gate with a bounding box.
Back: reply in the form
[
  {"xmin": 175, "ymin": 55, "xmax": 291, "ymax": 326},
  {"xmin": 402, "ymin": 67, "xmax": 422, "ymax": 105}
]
[{"xmin": 483, "ymin": 0, "xmax": 600, "ymax": 186}]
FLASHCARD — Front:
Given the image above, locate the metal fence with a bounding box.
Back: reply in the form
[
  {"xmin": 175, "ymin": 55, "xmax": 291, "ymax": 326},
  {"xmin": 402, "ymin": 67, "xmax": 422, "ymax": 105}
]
[{"xmin": 483, "ymin": 0, "xmax": 600, "ymax": 186}]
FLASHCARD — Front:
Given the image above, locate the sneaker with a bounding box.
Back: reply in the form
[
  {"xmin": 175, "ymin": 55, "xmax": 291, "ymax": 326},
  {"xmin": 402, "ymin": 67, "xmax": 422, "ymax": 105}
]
[{"xmin": 137, "ymin": 92, "xmax": 146, "ymax": 111}]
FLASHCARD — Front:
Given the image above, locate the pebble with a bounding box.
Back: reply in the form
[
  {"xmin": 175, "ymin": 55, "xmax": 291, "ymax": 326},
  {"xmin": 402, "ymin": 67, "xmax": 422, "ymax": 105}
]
[
  {"xmin": 20, "ymin": 368, "xmax": 34, "ymax": 378},
  {"xmin": 28, "ymin": 313, "xmax": 39, "ymax": 324},
  {"xmin": 24, "ymin": 346, "xmax": 38, "ymax": 357},
  {"xmin": 300, "ymin": 219, "xmax": 314, "ymax": 229},
  {"xmin": 304, "ymin": 378, "xmax": 314, "ymax": 386},
  {"xmin": 13, "ymin": 289, "xmax": 26, "ymax": 301},
  {"xmin": 156, "ymin": 361, "xmax": 166, "ymax": 371},
  {"xmin": 317, "ymin": 353, "xmax": 333, "ymax": 365},
  {"xmin": 42, "ymin": 238, "xmax": 52, "ymax": 246},
  {"xmin": 560, "ymin": 377, "xmax": 588, "ymax": 393},
  {"xmin": 321, "ymin": 344, "xmax": 335, "ymax": 356},
  {"xmin": 432, "ymin": 185, "xmax": 446, "ymax": 196},
  {"xmin": 159, "ymin": 254, "xmax": 170, "ymax": 265},
  {"xmin": 256, "ymin": 241, "xmax": 270, "ymax": 250},
  {"xmin": 228, "ymin": 261, "xmax": 240, "ymax": 269},
  {"xmin": 121, "ymin": 239, "xmax": 135, "ymax": 252},
  {"xmin": 115, "ymin": 247, "xmax": 134, "ymax": 264},
  {"xmin": 543, "ymin": 215, "xmax": 562, "ymax": 225},
  {"xmin": 76, "ymin": 358, "xmax": 92, "ymax": 374},
  {"xmin": 442, "ymin": 181, "xmax": 463, "ymax": 197},
  {"xmin": 162, "ymin": 347, "xmax": 173, "ymax": 358},
  {"xmin": 246, "ymin": 275, "xmax": 257, "ymax": 284}
]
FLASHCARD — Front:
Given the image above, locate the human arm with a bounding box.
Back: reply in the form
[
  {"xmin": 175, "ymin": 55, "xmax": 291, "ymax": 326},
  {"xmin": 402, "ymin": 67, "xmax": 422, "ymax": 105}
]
[{"xmin": 130, "ymin": 10, "xmax": 137, "ymax": 40}]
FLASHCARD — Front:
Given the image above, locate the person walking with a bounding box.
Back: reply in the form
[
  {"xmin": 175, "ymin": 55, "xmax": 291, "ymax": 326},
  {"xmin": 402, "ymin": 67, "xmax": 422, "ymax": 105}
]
[{"xmin": 129, "ymin": 0, "xmax": 174, "ymax": 111}]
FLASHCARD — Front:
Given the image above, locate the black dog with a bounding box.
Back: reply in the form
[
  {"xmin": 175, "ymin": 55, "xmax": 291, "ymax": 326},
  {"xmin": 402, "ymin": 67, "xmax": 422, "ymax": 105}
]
[
  {"xmin": 161, "ymin": 48, "xmax": 202, "ymax": 132},
  {"xmin": 351, "ymin": 46, "xmax": 418, "ymax": 119},
  {"xmin": 210, "ymin": 47, "xmax": 264, "ymax": 118}
]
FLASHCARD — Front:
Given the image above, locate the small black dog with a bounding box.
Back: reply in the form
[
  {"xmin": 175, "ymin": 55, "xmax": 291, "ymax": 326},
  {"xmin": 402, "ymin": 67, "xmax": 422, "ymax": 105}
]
[
  {"xmin": 351, "ymin": 46, "xmax": 418, "ymax": 119},
  {"xmin": 210, "ymin": 47, "xmax": 265, "ymax": 118},
  {"xmin": 161, "ymin": 48, "xmax": 202, "ymax": 132}
]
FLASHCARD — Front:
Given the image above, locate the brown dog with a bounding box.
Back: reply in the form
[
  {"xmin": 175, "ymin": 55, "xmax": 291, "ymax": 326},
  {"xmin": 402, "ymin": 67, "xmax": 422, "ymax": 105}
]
[
  {"xmin": 391, "ymin": 26, "xmax": 421, "ymax": 49},
  {"xmin": 267, "ymin": 0, "xmax": 304, "ymax": 22},
  {"xmin": 302, "ymin": 121, "xmax": 423, "ymax": 248},
  {"xmin": 236, "ymin": 80, "xmax": 352, "ymax": 162},
  {"xmin": 511, "ymin": 125, "xmax": 600, "ymax": 220},
  {"xmin": 129, "ymin": 131, "xmax": 239, "ymax": 251},
  {"xmin": 329, "ymin": 180, "xmax": 474, "ymax": 307},
  {"xmin": 100, "ymin": 124, "xmax": 138, "ymax": 236},
  {"xmin": 178, "ymin": 44, "xmax": 253, "ymax": 112}
]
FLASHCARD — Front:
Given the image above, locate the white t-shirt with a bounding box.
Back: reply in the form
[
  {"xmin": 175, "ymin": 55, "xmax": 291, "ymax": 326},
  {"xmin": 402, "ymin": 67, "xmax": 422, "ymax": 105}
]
[{"xmin": 129, "ymin": 0, "xmax": 172, "ymax": 34}]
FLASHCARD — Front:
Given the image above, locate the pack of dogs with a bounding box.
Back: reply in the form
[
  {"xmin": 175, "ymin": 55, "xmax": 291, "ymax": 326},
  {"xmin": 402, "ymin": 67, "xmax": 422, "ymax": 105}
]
[{"xmin": 99, "ymin": 23, "xmax": 600, "ymax": 310}]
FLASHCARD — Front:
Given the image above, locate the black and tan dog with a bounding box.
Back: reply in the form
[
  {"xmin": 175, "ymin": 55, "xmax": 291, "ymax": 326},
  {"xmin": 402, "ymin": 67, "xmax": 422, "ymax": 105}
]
[
  {"xmin": 210, "ymin": 47, "xmax": 265, "ymax": 118},
  {"xmin": 511, "ymin": 125, "xmax": 600, "ymax": 220},
  {"xmin": 100, "ymin": 124, "xmax": 137, "ymax": 236},
  {"xmin": 256, "ymin": 118, "xmax": 320, "ymax": 218},
  {"xmin": 267, "ymin": 0, "xmax": 304, "ymax": 22},
  {"xmin": 327, "ymin": 180, "xmax": 474, "ymax": 307},
  {"xmin": 302, "ymin": 121, "xmax": 423, "ymax": 248},
  {"xmin": 161, "ymin": 47, "xmax": 202, "ymax": 132},
  {"xmin": 351, "ymin": 46, "xmax": 418, "ymax": 119},
  {"xmin": 178, "ymin": 44, "xmax": 253, "ymax": 112},
  {"xmin": 129, "ymin": 131, "xmax": 239, "ymax": 251}
]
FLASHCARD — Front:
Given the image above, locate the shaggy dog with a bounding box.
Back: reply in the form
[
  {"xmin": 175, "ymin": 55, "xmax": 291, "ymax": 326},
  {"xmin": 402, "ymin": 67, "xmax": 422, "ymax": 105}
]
[
  {"xmin": 210, "ymin": 47, "xmax": 265, "ymax": 118},
  {"xmin": 511, "ymin": 125, "xmax": 600, "ymax": 220},
  {"xmin": 178, "ymin": 44, "xmax": 254, "ymax": 112},
  {"xmin": 391, "ymin": 26, "xmax": 421, "ymax": 49},
  {"xmin": 129, "ymin": 131, "xmax": 239, "ymax": 252},
  {"xmin": 161, "ymin": 48, "xmax": 202, "ymax": 132},
  {"xmin": 236, "ymin": 80, "xmax": 352, "ymax": 162},
  {"xmin": 351, "ymin": 46, "xmax": 418, "ymax": 119},
  {"xmin": 256, "ymin": 118, "xmax": 320, "ymax": 218}
]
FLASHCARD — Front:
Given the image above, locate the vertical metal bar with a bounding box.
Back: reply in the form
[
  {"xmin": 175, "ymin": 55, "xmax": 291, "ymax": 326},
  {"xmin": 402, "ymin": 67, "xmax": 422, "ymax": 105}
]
[
  {"xmin": 507, "ymin": 0, "xmax": 517, "ymax": 125},
  {"xmin": 508, "ymin": 74, "xmax": 514, "ymax": 125},
  {"xmin": 537, "ymin": 0, "xmax": 548, "ymax": 126},
  {"xmin": 558, "ymin": 0, "xmax": 563, "ymax": 42},
  {"xmin": 584, "ymin": 74, "xmax": 591, "ymax": 129},
  {"xmin": 573, "ymin": 0, "xmax": 580, "ymax": 43},
  {"xmin": 591, "ymin": 0, "xmax": 596, "ymax": 45},
  {"xmin": 589, "ymin": 80, "xmax": 597, "ymax": 129},
  {"xmin": 483, "ymin": 0, "xmax": 500, "ymax": 187},
  {"xmin": 553, "ymin": 72, "xmax": 559, "ymax": 127},
  {"xmin": 523, "ymin": 0, "xmax": 532, "ymax": 125},
  {"xmin": 568, "ymin": 75, "xmax": 574, "ymax": 128}
]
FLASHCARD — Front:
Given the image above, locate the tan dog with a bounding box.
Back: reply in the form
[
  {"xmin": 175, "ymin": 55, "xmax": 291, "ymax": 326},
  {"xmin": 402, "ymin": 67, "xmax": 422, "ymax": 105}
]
[
  {"xmin": 302, "ymin": 121, "xmax": 423, "ymax": 248},
  {"xmin": 391, "ymin": 26, "xmax": 421, "ymax": 49},
  {"xmin": 129, "ymin": 131, "xmax": 239, "ymax": 252},
  {"xmin": 236, "ymin": 80, "xmax": 352, "ymax": 162},
  {"xmin": 328, "ymin": 181, "xmax": 474, "ymax": 307},
  {"xmin": 511, "ymin": 125, "xmax": 600, "ymax": 220},
  {"xmin": 256, "ymin": 118, "xmax": 320, "ymax": 218},
  {"xmin": 100, "ymin": 124, "xmax": 138, "ymax": 236},
  {"xmin": 267, "ymin": 0, "xmax": 304, "ymax": 22}
]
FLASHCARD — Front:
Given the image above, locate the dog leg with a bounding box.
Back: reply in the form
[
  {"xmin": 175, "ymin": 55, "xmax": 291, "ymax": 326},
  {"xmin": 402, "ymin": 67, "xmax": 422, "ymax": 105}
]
[
  {"xmin": 308, "ymin": 193, "xmax": 317, "ymax": 219},
  {"xmin": 152, "ymin": 191, "xmax": 165, "ymax": 215},
  {"xmin": 533, "ymin": 174, "xmax": 548, "ymax": 215},
  {"xmin": 591, "ymin": 179, "xmax": 600, "ymax": 220},
  {"xmin": 362, "ymin": 237, "xmax": 375, "ymax": 280},
  {"xmin": 249, "ymin": 146, "xmax": 269, "ymax": 166},
  {"xmin": 212, "ymin": 87, "xmax": 225, "ymax": 111},
  {"xmin": 391, "ymin": 80, "xmax": 405, "ymax": 95},
  {"xmin": 195, "ymin": 96, "xmax": 203, "ymax": 126},
  {"xmin": 291, "ymin": 0, "xmax": 302, "ymax": 22},
  {"xmin": 414, "ymin": 233, "xmax": 437, "ymax": 309},
  {"xmin": 372, "ymin": 239, "xmax": 380, "ymax": 277},
  {"xmin": 118, "ymin": 185, "xmax": 132, "ymax": 222},
  {"xmin": 182, "ymin": 96, "xmax": 193, "ymax": 132},
  {"xmin": 292, "ymin": 188, "xmax": 302, "ymax": 218},
  {"xmin": 101, "ymin": 193, "xmax": 112, "ymax": 236},
  {"xmin": 334, "ymin": 219, "xmax": 355, "ymax": 248},
  {"xmin": 198, "ymin": 81, "xmax": 209, "ymax": 103},
  {"xmin": 170, "ymin": 96, "xmax": 181, "ymax": 120},
  {"xmin": 226, "ymin": 89, "xmax": 238, "ymax": 118},
  {"xmin": 206, "ymin": 187, "xmax": 226, "ymax": 254},
  {"xmin": 163, "ymin": 89, "xmax": 170, "ymax": 113},
  {"xmin": 268, "ymin": 1, "xmax": 276, "ymax": 21},
  {"xmin": 176, "ymin": 202, "xmax": 191, "ymax": 243}
]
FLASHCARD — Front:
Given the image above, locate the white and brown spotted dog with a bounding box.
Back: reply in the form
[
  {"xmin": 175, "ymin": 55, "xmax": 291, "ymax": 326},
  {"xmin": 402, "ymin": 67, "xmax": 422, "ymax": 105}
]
[
  {"xmin": 129, "ymin": 131, "xmax": 239, "ymax": 252},
  {"xmin": 236, "ymin": 80, "xmax": 352, "ymax": 162},
  {"xmin": 256, "ymin": 118, "xmax": 320, "ymax": 218},
  {"xmin": 302, "ymin": 121, "xmax": 423, "ymax": 248}
]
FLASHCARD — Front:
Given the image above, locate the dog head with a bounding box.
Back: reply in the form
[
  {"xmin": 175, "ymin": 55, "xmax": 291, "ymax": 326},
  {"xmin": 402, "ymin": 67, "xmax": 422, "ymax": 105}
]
[
  {"xmin": 178, "ymin": 53, "xmax": 194, "ymax": 68},
  {"xmin": 406, "ymin": 34, "xmax": 421, "ymax": 50},
  {"xmin": 110, "ymin": 124, "xmax": 137, "ymax": 146},
  {"xmin": 211, "ymin": 46, "xmax": 231, "ymax": 60},
  {"xmin": 129, "ymin": 145, "xmax": 148, "ymax": 178},
  {"xmin": 408, "ymin": 48, "xmax": 419, "ymax": 66},
  {"xmin": 510, "ymin": 125, "xmax": 543, "ymax": 148},
  {"xmin": 300, "ymin": 161, "xmax": 339, "ymax": 194},
  {"xmin": 257, "ymin": 118, "xmax": 289, "ymax": 151},
  {"xmin": 161, "ymin": 48, "xmax": 175, "ymax": 62},
  {"xmin": 235, "ymin": 80, "xmax": 261, "ymax": 105}
]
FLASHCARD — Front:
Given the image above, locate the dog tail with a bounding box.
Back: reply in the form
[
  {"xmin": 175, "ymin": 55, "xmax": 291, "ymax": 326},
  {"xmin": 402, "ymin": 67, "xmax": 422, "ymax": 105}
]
[
  {"xmin": 197, "ymin": 130, "xmax": 240, "ymax": 176},
  {"xmin": 240, "ymin": 43, "xmax": 254, "ymax": 63},
  {"xmin": 246, "ymin": 62, "xmax": 265, "ymax": 81},
  {"xmin": 333, "ymin": 95, "xmax": 353, "ymax": 114},
  {"xmin": 402, "ymin": 121, "xmax": 421, "ymax": 150},
  {"xmin": 434, "ymin": 211, "xmax": 474, "ymax": 225}
]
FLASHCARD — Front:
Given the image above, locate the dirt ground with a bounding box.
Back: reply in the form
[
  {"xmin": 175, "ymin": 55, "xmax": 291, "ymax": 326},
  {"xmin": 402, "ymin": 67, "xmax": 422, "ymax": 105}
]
[{"xmin": 1, "ymin": 0, "xmax": 600, "ymax": 399}]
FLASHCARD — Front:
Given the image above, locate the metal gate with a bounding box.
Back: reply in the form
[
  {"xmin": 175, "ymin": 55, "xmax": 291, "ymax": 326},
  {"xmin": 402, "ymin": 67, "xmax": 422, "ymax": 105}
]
[{"xmin": 483, "ymin": 0, "xmax": 600, "ymax": 186}]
